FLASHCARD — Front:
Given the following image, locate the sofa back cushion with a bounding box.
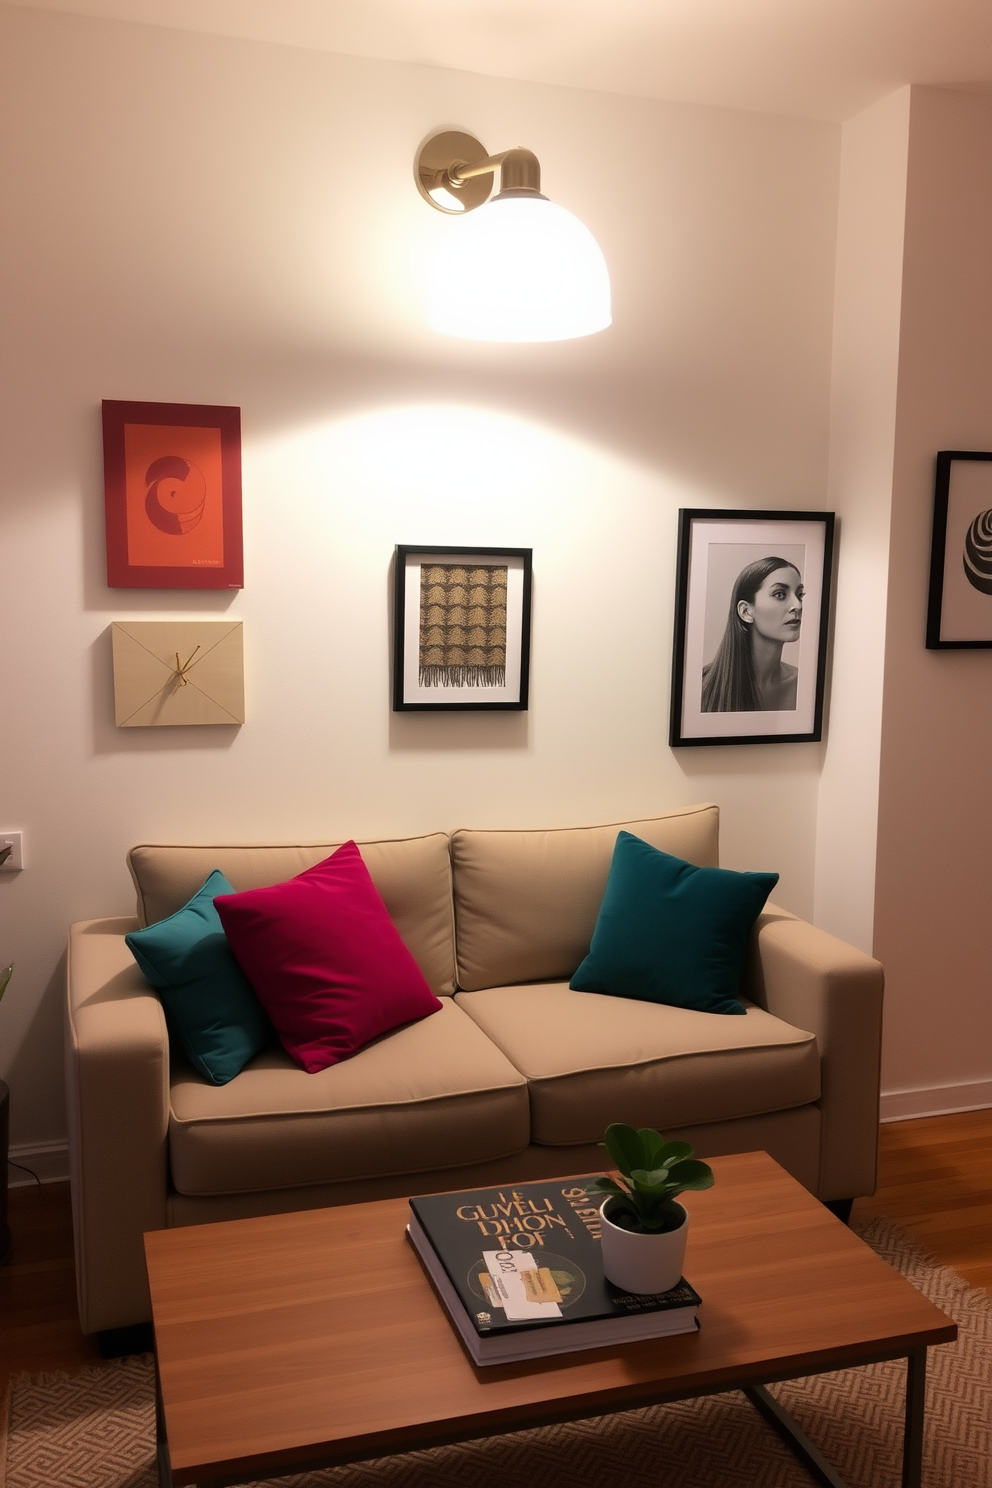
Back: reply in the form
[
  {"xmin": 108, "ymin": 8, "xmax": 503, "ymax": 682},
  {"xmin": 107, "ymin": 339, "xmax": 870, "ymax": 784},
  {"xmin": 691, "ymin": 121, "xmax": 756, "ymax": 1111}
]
[
  {"xmin": 127, "ymin": 833, "xmax": 456, "ymax": 996},
  {"xmin": 450, "ymin": 804, "xmax": 720, "ymax": 991}
]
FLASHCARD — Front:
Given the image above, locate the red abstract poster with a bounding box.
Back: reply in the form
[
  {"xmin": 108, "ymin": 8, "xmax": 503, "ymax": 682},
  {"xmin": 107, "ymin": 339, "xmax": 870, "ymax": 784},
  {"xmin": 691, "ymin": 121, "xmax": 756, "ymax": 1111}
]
[{"xmin": 103, "ymin": 401, "xmax": 243, "ymax": 589}]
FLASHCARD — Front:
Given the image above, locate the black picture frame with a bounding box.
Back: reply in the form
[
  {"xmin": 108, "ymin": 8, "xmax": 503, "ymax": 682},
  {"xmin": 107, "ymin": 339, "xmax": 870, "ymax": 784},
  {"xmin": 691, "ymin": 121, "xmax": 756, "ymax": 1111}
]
[
  {"xmin": 670, "ymin": 509, "xmax": 835, "ymax": 747},
  {"xmin": 926, "ymin": 451, "xmax": 992, "ymax": 649},
  {"xmin": 392, "ymin": 545, "xmax": 533, "ymax": 712}
]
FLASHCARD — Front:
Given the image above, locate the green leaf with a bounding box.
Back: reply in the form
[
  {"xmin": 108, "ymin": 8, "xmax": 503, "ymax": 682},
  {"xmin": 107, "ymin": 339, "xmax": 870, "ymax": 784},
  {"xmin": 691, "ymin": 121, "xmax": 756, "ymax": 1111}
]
[
  {"xmin": 656, "ymin": 1139, "xmax": 693, "ymax": 1165},
  {"xmin": 636, "ymin": 1128, "xmax": 666, "ymax": 1166},
  {"xmin": 629, "ymin": 1167, "xmax": 674, "ymax": 1192},
  {"xmin": 583, "ymin": 1176, "xmax": 626, "ymax": 1199},
  {"xmin": 666, "ymin": 1158, "xmax": 715, "ymax": 1191},
  {"xmin": 602, "ymin": 1123, "xmax": 646, "ymax": 1178},
  {"xmin": 0, "ymin": 963, "xmax": 12, "ymax": 1005}
]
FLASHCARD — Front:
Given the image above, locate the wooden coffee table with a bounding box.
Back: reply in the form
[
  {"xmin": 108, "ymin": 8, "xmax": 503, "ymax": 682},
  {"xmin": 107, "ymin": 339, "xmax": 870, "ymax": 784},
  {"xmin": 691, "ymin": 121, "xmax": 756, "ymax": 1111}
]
[{"xmin": 145, "ymin": 1151, "xmax": 956, "ymax": 1488}]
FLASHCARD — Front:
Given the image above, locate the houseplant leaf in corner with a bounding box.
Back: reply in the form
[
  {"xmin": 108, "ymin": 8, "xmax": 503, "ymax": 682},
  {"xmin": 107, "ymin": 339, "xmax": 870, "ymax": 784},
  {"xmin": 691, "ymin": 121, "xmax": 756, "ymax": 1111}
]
[
  {"xmin": 0, "ymin": 964, "xmax": 12, "ymax": 1006},
  {"xmin": 587, "ymin": 1122, "xmax": 714, "ymax": 1294}
]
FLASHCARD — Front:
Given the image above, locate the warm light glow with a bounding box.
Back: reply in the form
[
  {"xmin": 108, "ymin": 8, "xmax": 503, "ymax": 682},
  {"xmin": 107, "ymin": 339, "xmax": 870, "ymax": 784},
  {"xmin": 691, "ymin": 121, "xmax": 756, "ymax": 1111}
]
[
  {"xmin": 428, "ymin": 185, "xmax": 464, "ymax": 212},
  {"xmin": 428, "ymin": 195, "xmax": 612, "ymax": 343}
]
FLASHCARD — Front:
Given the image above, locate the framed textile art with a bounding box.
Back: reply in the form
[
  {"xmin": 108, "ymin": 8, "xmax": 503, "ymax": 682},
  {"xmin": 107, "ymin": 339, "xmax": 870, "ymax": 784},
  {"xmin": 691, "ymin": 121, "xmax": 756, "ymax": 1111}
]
[
  {"xmin": 926, "ymin": 451, "xmax": 992, "ymax": 648},
  {"xmin": 670, "ymin": 509, "xmax": 834, "ymax": 747},
  {"xmin": 103, "ymin": 400, "xmax": 243, "ymax": 589},
  {"xmin": 393, "ymin": 546, "xmax": 532, "ymax": 711}
]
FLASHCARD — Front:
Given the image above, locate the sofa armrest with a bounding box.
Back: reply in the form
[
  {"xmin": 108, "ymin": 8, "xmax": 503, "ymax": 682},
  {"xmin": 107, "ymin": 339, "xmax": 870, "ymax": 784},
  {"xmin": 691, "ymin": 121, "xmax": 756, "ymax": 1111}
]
[
  {"xmin": 743, "ymin": 904, "xmax": 884, "ymax": 1203},
  {"xmin": 65, "ymin": 917, "xmax": 169, "ymax": 1333}
]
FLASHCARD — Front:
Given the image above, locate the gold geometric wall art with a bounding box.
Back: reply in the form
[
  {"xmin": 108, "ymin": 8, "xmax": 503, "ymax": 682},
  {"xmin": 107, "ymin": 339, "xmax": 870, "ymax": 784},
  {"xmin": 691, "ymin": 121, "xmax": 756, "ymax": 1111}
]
[
  {"xmin": 392, "ymin": 545, "xmax": 532, "ymax": 711},
  {"xmin": 111, "ymin": 620, "xmax": 244, "ymax": 727}
]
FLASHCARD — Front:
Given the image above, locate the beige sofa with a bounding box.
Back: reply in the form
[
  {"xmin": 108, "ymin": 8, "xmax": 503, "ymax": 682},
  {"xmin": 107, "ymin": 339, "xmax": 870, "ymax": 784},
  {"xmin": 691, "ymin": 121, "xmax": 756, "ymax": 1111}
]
[{"xmin": 65, "ymin": 804, "xmax": 884, "ymax": 1336}]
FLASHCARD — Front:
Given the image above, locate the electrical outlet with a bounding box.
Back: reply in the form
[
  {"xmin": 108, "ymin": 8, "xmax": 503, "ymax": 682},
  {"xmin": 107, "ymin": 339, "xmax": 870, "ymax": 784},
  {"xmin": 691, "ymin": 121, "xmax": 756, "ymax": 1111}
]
[{"xmin": 0, "ymin": 832, "xmax": 24, "ymax": 871}]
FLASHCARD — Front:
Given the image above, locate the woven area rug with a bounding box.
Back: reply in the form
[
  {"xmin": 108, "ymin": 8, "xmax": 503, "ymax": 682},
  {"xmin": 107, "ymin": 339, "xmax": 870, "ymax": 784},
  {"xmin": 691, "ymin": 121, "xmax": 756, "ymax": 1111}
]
[{"xmin": 1, "ymin": 1219, "xmax": 988, "ymax": 1488}]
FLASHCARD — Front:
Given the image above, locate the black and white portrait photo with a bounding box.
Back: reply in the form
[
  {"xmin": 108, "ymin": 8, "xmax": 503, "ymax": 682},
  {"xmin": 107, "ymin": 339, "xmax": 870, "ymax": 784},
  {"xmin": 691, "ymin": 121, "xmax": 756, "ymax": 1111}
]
[{"xmin": 670, "ymin": 511, "xmax": 834, "ymax": 747}]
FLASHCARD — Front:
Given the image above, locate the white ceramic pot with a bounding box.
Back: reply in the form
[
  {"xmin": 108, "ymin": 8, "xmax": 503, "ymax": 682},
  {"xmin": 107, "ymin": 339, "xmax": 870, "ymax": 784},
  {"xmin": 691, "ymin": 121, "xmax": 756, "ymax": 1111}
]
[{"xmin": 599, "ymin": 1197, "xmax": 688, "ymax": 1295}]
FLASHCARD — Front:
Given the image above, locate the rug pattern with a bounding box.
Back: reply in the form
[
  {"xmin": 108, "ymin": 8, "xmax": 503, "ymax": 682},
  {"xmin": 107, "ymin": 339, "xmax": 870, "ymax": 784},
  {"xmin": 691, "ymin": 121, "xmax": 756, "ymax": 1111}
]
[{"xmin": 1, "ymin": 1219, "xmax": 988, "ymax": 1488}]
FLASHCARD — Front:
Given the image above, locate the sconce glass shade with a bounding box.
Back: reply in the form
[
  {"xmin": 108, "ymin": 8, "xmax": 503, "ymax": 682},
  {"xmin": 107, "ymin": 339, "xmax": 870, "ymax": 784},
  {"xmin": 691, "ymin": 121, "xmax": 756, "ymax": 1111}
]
[{"xmin": 428, "ymin": 194, "xmax": 612, "ymax": 343}]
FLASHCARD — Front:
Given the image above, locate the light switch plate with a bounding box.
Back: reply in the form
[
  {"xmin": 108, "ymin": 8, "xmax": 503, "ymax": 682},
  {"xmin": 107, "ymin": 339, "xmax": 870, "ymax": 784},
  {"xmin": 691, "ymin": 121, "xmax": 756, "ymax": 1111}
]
[{"xmin": 0, "ymin": 832, "xmax": 24, "ymax": 871}]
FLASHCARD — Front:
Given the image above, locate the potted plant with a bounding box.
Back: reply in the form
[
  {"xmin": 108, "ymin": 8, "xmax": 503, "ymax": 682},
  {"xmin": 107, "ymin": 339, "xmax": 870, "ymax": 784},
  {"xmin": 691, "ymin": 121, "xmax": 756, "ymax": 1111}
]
[{"xmin": 585, "ymin": 1123, "xmax": 714, "ymax": 1295}]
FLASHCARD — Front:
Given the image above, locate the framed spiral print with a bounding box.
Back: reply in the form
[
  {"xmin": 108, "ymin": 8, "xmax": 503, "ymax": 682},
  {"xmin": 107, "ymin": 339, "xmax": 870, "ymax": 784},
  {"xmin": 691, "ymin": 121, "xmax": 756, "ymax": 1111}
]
[
  {"xmin": 103, "ymin": 400, "xmax": 243, "ymax": 589},
  {"xmin": 392, "ymin": 545, "xmax": 532, "ymax": 711},
  {"xmin": 926, "ymin": 451, "xmax": 992, "ymax": 648}
]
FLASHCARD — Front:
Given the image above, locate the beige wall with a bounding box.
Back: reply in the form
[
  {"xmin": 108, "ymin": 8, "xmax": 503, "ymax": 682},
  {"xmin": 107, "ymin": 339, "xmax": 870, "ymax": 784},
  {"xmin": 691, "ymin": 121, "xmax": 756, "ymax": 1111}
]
[
  {"xmin": 814, "ymin": 89, "xmax": 910, "ymax": 954},
  {"xmin": 0, "ymin": 5, "xmax": 840, "ymax": 1152},
  {"xmin": 818, "ymin": 82, "xmax": 992, "ymax": 1119},
  {"xmin": 873, "ymin": 87, "xmax": 992, "ymax": 1117}
]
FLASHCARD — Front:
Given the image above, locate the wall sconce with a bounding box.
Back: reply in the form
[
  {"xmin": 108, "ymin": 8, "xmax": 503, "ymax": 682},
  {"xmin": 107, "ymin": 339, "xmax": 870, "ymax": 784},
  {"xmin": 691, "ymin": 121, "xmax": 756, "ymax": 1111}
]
[{"xmin": 415, "ymin": 130, "xmax": 612, "ymax": 344}]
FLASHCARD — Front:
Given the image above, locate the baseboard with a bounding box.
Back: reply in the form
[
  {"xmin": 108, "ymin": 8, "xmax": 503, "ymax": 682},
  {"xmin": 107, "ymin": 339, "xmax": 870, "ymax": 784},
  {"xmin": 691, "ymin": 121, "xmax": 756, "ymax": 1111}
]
[
  {"xmin": 880, "ymin": 1079, "xmax": 992, "ymax": 1123},
  {"xmin": 7, "ymin": 1139, "xmax": 70, "ymax": 1187}
]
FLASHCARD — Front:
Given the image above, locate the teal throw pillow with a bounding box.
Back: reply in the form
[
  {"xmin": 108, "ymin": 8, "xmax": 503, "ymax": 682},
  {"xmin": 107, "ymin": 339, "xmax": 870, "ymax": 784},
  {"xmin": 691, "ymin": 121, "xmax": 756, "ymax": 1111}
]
[
  {"xmin": 569, "ymin": 832, "xmax": 778, "ymax": 1016},
  {"xmin": 126, "ymin": 869, "xmax": 273, "ymax": 1085}
]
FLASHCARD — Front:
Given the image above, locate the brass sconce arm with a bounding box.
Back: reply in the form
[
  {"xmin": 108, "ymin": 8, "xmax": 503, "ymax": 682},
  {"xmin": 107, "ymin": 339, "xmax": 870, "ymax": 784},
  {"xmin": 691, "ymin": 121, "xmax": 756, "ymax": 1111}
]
[
  {"xmin": 449, "ymin": 148, "xmax": 542, "ymax": 195},
  {"xmin": 416, "ymin": 133, "xmax": 543, "ymax": 213}
]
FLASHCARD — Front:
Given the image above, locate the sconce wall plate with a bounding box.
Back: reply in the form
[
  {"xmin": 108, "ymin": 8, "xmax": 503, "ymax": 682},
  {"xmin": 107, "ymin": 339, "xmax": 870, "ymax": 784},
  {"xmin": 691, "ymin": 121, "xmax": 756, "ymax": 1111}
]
[{"xmin": 415, "ymin": 131, "xmax": 491, "ymax": 213}]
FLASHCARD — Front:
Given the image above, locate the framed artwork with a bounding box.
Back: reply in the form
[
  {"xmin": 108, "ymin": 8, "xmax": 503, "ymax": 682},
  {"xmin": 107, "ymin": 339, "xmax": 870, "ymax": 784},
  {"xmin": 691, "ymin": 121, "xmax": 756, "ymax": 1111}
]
[
  {"xmin": 670, "ymin": 509, "xmax": 834, "ymax": 747},
  {"xmin": 393, "ymin": 546, "xmax": 532, "ymax": 711},
  {"xmin": 111, "ymin": 621, "xmax": 244, "ymax": 727},
  {"xmin": 926, "ymin": 451, "xmax": 992, "ymax": 648},
  {"xmin": 103, "ymin": 400, "xmax": 243, "ymax": 589}
]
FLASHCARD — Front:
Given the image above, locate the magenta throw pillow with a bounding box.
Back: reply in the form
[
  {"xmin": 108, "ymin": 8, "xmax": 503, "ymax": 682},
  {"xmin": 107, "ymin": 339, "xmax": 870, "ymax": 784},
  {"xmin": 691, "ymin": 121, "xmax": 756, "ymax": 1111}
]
[{"xmin": 213, "ymin": 841, "xmax": 442, "ymax": 1073}]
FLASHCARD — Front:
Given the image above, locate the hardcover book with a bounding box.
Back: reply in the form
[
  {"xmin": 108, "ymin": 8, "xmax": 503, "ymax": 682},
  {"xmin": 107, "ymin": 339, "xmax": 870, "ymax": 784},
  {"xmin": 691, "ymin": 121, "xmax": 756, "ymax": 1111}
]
[{"xmin": 408, "ymin": 1177, "xmax": 700, "ymax": 1366}]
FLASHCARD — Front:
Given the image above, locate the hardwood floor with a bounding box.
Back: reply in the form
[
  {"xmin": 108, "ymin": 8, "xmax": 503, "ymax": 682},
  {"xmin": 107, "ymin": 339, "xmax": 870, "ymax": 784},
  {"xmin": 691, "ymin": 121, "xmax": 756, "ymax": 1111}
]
[
  {"xmin": 0, "ymin": 1178, "xmax": 101, "ymax": 1399},
  {"xmin": 852, "ymin": 1107, "xmax": 992, "ymax": 1294},
  {"xmin": 2, "ymin": 1108, "xmax": 989, "ymax": 1397}
]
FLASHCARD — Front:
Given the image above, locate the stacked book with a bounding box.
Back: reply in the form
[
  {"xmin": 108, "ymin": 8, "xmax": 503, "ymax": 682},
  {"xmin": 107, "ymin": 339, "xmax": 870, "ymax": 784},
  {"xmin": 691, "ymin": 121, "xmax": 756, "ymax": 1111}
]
[{"xmin": 407, "ymin": 1176, "xmax": 701, "ymax": 1366}]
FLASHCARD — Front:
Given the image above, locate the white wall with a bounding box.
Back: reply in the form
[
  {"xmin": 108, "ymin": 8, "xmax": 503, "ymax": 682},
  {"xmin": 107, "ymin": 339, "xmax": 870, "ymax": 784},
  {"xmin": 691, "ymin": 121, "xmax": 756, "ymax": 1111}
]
[
  {"xmin": 814, "ymin": 89, "xmax": 910, "ymax": 954},
  {"xmin": 0, "ymin": 5, "xmax": 840, "ymax": 1151},
  {"xmin": 814, "ymin": 83, "xmax": 992, "ymax": 1119},
  {"xmin": 873, "ymin": 87, "xmax": 992, "ymax": 1118}
]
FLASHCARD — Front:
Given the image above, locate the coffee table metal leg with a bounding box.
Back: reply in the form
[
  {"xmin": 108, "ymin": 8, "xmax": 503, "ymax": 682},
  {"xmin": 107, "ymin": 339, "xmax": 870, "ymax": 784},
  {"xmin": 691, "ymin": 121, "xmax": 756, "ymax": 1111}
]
[
  {"xmin": 746, "ymin": 1346, "xmax": 929, "ymax": 1488},
  {"xmin": 744, "ymin": 1385, "xmax": 849, "ymax": 1488},
  {"xmin": 154, "ymin": 1358, "xmax": 173, "ymax": 1488},
  {"xmin": 903, "ymin": 1347, "xmax": 927, "ymax": 1488}
]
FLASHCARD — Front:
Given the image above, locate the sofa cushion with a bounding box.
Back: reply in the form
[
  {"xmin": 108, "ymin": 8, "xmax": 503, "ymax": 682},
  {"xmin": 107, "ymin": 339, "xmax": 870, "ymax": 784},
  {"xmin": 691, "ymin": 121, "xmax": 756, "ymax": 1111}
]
[
  {"xmin": 454, "ymin": 983, "xmax": 819, "ymax": 1145},
  {"xmin": 168, "ymin": 997, "xmax": 529, "ymax": 1195},
  {"xmin": 125, "ymin": 869, "xmax": 273, "ymax": 1086},
  {"xmin": 128, "ymin": 832, "xmax": 456, "ymax": 995},
  {"xmin": 570, "ymin": 832, "xmax": 777, "ymax": 1016},
  {"xmin": 215, "ymin": 843, "xmax": 442, "ymax": 1074},
  {"xmin": 450, "ymin": 805, "xmax": 721, "ymax": 992}
]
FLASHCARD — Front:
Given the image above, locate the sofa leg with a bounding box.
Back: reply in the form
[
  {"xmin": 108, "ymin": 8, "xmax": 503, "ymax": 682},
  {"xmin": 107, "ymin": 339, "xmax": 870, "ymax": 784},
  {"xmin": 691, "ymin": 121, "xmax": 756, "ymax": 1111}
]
[
  {"xmin": 98, "ymin": 1321, "xmax": 155, "ymax": 1358},
  {"xmin": 823, "ymin": 1197, "xmax": 854, "ymax": 1225}
]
